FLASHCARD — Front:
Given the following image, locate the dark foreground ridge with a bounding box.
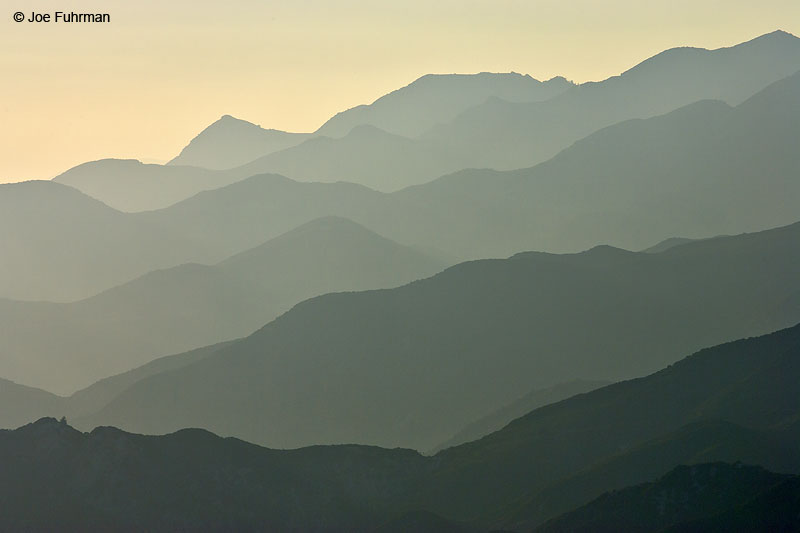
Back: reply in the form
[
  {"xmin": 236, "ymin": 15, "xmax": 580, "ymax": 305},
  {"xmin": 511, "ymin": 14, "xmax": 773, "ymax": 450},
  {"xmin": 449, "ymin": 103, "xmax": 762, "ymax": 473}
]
[{"xmin": 2, "ymin": 322, "xmax": 800, "ymax": 531}]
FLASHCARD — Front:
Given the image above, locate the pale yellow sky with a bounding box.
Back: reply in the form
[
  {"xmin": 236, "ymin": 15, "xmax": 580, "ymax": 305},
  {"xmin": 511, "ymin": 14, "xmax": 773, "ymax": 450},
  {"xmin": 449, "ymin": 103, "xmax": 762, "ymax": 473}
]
[{"xmin": 2, "ymin": 0, "xmax": 799, "ymax": 182}]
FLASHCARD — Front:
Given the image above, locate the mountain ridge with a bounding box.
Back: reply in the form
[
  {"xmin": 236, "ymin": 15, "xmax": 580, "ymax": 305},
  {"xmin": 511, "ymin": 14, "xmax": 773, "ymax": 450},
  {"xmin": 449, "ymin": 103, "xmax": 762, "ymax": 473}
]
[
  {"xmin": 0, "ymin": 216, "xmax": 446, "ymax": 394},
  {"xmin": 3, "ymin": 321, "xmax": 800, "ymax": 530},
  {"xmin": 75, "ymin": 219, "xmax": 800, "ymax": 450}
]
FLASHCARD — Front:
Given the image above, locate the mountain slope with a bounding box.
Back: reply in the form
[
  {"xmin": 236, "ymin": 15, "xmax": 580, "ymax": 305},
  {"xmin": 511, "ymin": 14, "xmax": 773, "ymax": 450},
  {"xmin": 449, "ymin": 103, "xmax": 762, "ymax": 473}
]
[
  {"xmin": 506, "ymin": 421, "xmax": 800, "ymax": 529},
  {"xmin": 0, "ymin": 379, "xmax": 63, "ymax": 430},
  {"xmin": 233, "ymin": 125, "xmax": 463, "ymax": 192},
  {"xmin": 128, "ymin": 69, "xmax": 800, "ymax": 268},
  {"xmin": 168, "ymin": 115, "xmax": 311, "ymax": 169},
  {"xmin": 0, "ymin": 217, "xmax": 445, "ymax": 394},
  {"xmin": 0, "ymin": 180, "xmax": 195, "ymax": 302},
  {"xmin": 5, "ymin": 322, "xmax": 800, "ymax": 530},
  {"xmin": 408, "ymin": 322, "xmax": 800, "ymax": 527},
  {"xmin": 431, "ymin": 380, "xmax": 611, "ymax": 453},
  {"xmin": 0, "ymin": 418, "xmax": 432, "ymax": 532},
  {"xmin": 77, "ymin": 220, "xmax": 800, "ymax": 450},
  {"xmin": 0, "ymin": 342, "xmax": 233, "ymax": 431},
  {"xmin": 52, "ymin": 74, "xmax": 569, "ymax": 205},
  {"xmin": 668, "ymin": 476, "xmax": 800, "ymax": 532},
  {"xmin": 11, "ymin": 53, "xmax": 800, "ymax": 303},
  {"xmin": 316, "ymin": 72, "xmax": 572, "ymax": 138},
  {"xmin": 49, "ymin": 32, "xmax": 800, "ymax": 209},
  {"xmin": 534, "ymin": 463, "xmax": 791, "ymax": 533},
  {"xmin": 423, "ymin": 30, "xmax": 800, "ymax": 171},
  {"xmin": 390, "ymin": 68, "xmax": 800, "ymax": 257},
  {"xmin": 52, "ymin": 158, "xmax": 242, "ymax": 212},
  {"xmin": 642, "ymin": 237, "xmax": 697, "ymax": 253}
]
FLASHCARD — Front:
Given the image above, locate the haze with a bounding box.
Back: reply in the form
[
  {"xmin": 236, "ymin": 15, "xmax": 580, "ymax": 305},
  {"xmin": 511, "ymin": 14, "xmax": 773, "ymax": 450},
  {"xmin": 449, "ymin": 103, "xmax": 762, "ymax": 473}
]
[{"xmin": 2, "ymin": 0, "xmax": 799, "ymax": 182}]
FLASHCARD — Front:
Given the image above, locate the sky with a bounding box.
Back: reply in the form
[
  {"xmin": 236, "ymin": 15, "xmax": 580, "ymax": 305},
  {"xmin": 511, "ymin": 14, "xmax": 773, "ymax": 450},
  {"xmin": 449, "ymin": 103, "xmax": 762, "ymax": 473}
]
[{"xmin": 2, "ymin": 0, "xmax": 799, "ymax": 182}]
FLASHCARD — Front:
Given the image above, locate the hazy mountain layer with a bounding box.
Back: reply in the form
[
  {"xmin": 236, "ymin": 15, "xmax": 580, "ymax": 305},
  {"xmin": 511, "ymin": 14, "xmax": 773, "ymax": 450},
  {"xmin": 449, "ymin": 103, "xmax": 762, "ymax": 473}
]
[
  {"xmin": 430, "ymin": 380, "xmax": 611, "ymax": 453},
  {"xmin": 4, "ymin": 322, "xmax": 800, "ymax": 530},
  {"xmin": 0, "ymin": 379, "xmax": 63, "ymax": 431},
  {"xmin": 0, "ymin": 180, "xmax": 198, "ymax": 301},
  {"xmin": 641, "ymin": 237, "xmax": 698, "ymax": 253},
  {"xmin": 416, "ymin": 322, "xmax": 800, "ymax": 527},
  {"xmin": 52, "ymin": 158, "xmax": 243, "ymax": 212},
  {"xmin": 233, "ymin": 124, "xmax": 464, "ymax": 192},
  {"xmin": 0, "ymin": 217, "xmax": 445, "ymax": 394},
  {"xmin": 0, "ymin": 342, "xmax": 232, "ymax": 431},
  {"xmin": 7, "ymin": 68, "xmax": 800, "ymax": 303},
  {"xmin": 141, "ymin": 68, "xmax": 800, "ymax": 266},
  {"xmin": 77, "ymin": 220, "xmax": 800, "ymax": 450},
  {"xmin": 388, "ymin": 69, "xmax": 800, "ymax": 257},
  {"xmin": 168, "ymin": 115, "xmax": 311, "ymax": 169},
  {"xmin": 54, "ymin": 32, "xmax": 800, "ymax": 208},
  {"xmin": 316, "ymin": 72, "xmax": 573, "ymax": 138},
  {"xmin": 422, "ymin": 30, "xmax": 800, "ymax": 171}
]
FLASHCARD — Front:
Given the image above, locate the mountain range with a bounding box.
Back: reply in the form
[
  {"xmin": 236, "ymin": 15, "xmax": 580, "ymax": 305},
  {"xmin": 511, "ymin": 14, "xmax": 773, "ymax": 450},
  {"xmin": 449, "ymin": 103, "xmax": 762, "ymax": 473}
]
[
  {"xmin": 0, "ymin": 217, "xmax": 445, "ymax": 394},
  {"xmin": 52, "ymin": 158, "xmax": 241, "ymax": 212},
  {"xmin": 10, "ymin": 64, "xmax": 800, "ymax": 304},
  {"xmin": 3, "ymin": 27, "xmax": 799, "ymax": 533},
  {"xmin": 316, "ymin": 72, "xmax": 573, "ymax": 138},
  {"xmin": 422, "ymin": 29, "xmax": 800, "ymax": 171},
  {"xmin": 52, "ymin": 31, "xmax": 800, "ymax": 208},
  {"xmin": 73, "ymin": 220, "xmax": 800, "ymax": 450},
  {"xmin": 3, "ymin": 321, "xmax": 799, "ymax": 530},
  {"xmin": 0, "ymin": 342, "xmax": 232, "ymax": 431},
  {"xmin": 429, "ymin": 379, "xmax": 612, "ymax": 453}
]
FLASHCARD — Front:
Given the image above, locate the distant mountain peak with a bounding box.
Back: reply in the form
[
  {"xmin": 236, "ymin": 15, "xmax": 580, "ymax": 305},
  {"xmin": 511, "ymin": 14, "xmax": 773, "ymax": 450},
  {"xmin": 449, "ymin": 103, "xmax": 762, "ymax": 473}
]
[
  {"xmin": 16, "ymin": 417, "xmax": 80, "ymax": 438},
  {"xmin": 168, "ymin": 115, "xmax": 310, "ymax": 169},
  {"xmin": 752, "ymin": 29, "xmax": 797, "ymax": 41},
  {"xmin": 205, "ymin": 114, "xmax": 265, "ymax": 131},
  {"xmin": 316, "ymin": 71, "xmax": 573, "ymax": 138}
]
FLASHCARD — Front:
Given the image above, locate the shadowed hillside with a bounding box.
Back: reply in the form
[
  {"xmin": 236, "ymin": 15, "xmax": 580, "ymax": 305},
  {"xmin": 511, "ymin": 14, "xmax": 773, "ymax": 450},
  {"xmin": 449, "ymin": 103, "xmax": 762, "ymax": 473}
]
[
  {"xmin": 4, "ymin": 323, "xmax": 800, "ymax": 530},
  {"xmin": 534, "ymin": 463, "xmax": 791, "ymax": 533},
  {"xmin": 0, "ymin": 217, "xmax": 445, "ymax": 394},
  {"xmin": 77, "ymin": 221, "xmax": 800, "ymax": 450}
]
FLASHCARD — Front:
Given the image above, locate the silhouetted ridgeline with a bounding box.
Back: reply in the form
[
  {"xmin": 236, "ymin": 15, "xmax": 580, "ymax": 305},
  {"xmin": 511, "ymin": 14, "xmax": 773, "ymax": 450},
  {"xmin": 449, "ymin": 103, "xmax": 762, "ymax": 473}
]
[
  {"xmin": 0, "ymin": 216, "xmax": 447, "ymax": 394},
  {"xmin": 2, "ymin": 30, "xmax": 798, "ymax": 532},
  {"xmin": 422, "ymin": 30, "xmax": 800, "ymax": 171},
  {"xmin": 168, "ymin": 115, "xmax": 311, "ymax": 169},
  {"xmin": 3, "ymin": 322, "xmax": 800, "ymax": 530},
  {"xmin": 75, "ymin": 220, "xmax": 800, "ymax": 451},
  {"xmin": 53, "ymin": 31, "xmax": 800, "ymax": 206},
  {"xmin": 11, "ymin": 67, "xmax": 799, "ymax": 308}
]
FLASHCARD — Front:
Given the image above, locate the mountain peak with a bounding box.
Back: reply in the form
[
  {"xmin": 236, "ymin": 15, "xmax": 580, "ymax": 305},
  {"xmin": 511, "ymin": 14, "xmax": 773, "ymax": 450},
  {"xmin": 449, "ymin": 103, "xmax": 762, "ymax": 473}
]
[
  {"xmin": 168, "ymin": 116, "xmax": 309, "ymax": 169},
  {"xmin": 206, "ymin": 114, "xmax": 263, "ymax": 131},
  {"xmin": 753, "ymin": 29, "xmax": 797, "ymax": 41},
  {"xmin": 15, "ymin": 417, "xmax": 81, "ymax": 439}
]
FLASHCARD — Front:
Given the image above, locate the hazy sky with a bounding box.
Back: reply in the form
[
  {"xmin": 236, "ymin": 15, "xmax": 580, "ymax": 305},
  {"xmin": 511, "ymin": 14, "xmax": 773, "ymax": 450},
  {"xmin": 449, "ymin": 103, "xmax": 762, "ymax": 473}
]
[{"xmin": 2, "ymin": 0, "xmax": 799, "ymax": 182}]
